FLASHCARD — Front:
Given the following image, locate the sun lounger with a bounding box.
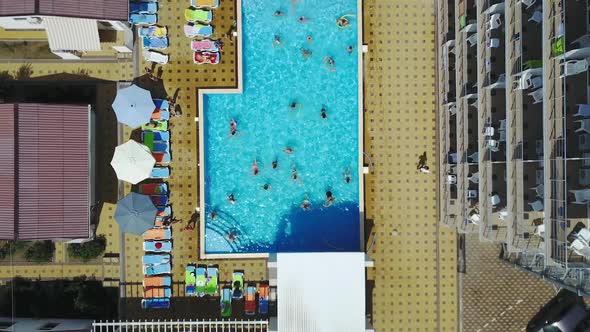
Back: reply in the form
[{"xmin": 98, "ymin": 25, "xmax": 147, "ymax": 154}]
[
  {"xmin": 130, "ymin": 2, "xmax": 158, "ymax": 14},
  {"xmin": 151, "ymin": 110, "xmax": 170, "ymax": 121},
  {"xmin": 144, "ymin": 240, "xmax": 172, "ymax": 252},
  {"xmin": 184, "ymin": 24, "xmax": 213, "ymax": 38},
  {"xmin": 196, "ymin": 264, "xmax": 207, "ymax": 297},
  {"xmin": 144, "ymin": 228, "xmax": 172, "ymax": 240},
  {"xmin": 144, "ymin": 287, "xmax": 172, "ymax": 298},
  {"xmin": 142, "ymin": 131, "xmax": 170, "ymax": 142},
  {"xmin": 232, "ymin": 271, "xmax": 244, "ymax": 299},
  {"xmin": 130, "ymin": 13, "xmax": 157, "ymax": 25},
  {"xmin": 153, "ymin": 99, "xmax": 170, "ymax": 111},
  {"xmin": 142, "ymin": 120, "xmax": 168, "ymax": 131},
  {"xmin": 139, "ymin": 183, "xmax": 168, "ymax": 195},
  {"xmin": 194, "ymin": 51, "xmax": 220, "ymax": 65},
  {"xmin": 185, "ymin": 264, "xmax": 196, "ymax": 295},
  {"xmin": 151, "ymin": 166, "xmax": 170, "ymax": 179},
  {"xmin": 184, "ymin": 7, "xmax": 213, "ymax": 23},
  {"xmin": 220, "ymin": 287, "xmax": 232, "ymax": 318},
  {"xmin": 142, "ymin": 253, "xmax": 171, "ymax": 265},
  {"xmin": 190, "ymin": 0, "xmax": 219, "ymax": 9},
  {"xmin": 143, "ymin": 37, "xmax": 169, "ymax": 50},
  {"xmin": 143, "ymin": 276, "xmax": 172, "ymax": 287},
  {"xmin": 142, "ymin": 298, "xmax": 170, "ymax": 309},
  {"xmin": 191, "ymin": 39, "xmax": 220, "ymax": 52},
  {"xmin": 245, "ymin": 284, "xmax": 256, "ymax": 315},
  {"xmin": 206, "ymin": 265, "xmax": 218, "ymax": 295},
  {"xmin": 258, "ymin": 284, "xmax": 269, "ymax": 315},
  {"xmin": 150, "ymin": 195, "xmax": 168, "ymax": 207},
  {"xmin": 153, "ymin": 152, "xmax": 171, "ymax": 164},
  {"xmin": 144, "ymin": 263, "xmax": 171, "ymax": 276},
  {"xmin": 152, "ymin": 140, "xmax": 170, "ymax": 153},
  {"xmin": 143, "ymin": 50, "xmax": 169, "ymax": 64},
  {"xmin": 138, "ymin": 25, "xmax": 168, "ymax": 38}
]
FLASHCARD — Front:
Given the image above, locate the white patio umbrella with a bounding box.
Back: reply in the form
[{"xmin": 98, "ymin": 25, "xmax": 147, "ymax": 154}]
[
  {"xmin": 110, "ymin": 140, "xmax": 155, "ymax": 184},
  {"xmin": 111, "ymin": 84, "xmax": 156, "ymax": 128}
]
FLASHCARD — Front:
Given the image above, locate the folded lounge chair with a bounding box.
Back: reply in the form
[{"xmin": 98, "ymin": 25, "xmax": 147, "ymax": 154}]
[
  {"xmin": 151, "ymin": 166, "xmax": 170, "ymax": 179},
  {"xmin": 144, "ymin": 287, "xmax": 172, "ymax": 298},
  {"xmin": 130, "ymin": 13, "xmax": 157, "ymax": 25},
  {"xmin": 139, "ymin": 25, "xmax": 168, "ymax": 38},
  {"xmin": 138, "ymin": 183, "xmax": 168, "ymax": 195},
  {"xmin": 206, "ymin": 265, "xmax": 218, "ymax": 295},
  {"xmin": 258, "ymin": 284, "xmax": 269, "ymax": 315},
  {"xmin": 143, "ymin": 50, "xmax": 169, "ymax": 64},
  {"xmin": 142, "ymin": 120, "xmax": 168, "ymax": 131},
  {"xmin": 143, "ymin": 37, "xmax": 169, "ymax": 50},
  {"xmin": 142, "ymin": 253, "xmax": 171, "ymax": 265},
  {"xmin": 194, "ymin": 51, "xmax": 220, "ymax": 64},
  {"xmin": 151, "ymin": 110, "xmax": 170, "ymax": 121},
  {"xmin": 144, "ymin": 228, "xmax": 172, "ymax": 240},
  {"xmin": 144, "ymin": 240, "xmax": 172, "ymax": 252},
  {"xmin": 142, "ymin": 298, "xmax": 170, "ymax": 309},
  {"xmin": 191, "ymin": 39, "xmax": 220, "ymax": 52},
  {"xmin": 196, "ymin": 264, "xmax": 207, "ymax": 297},
  {"xmin": 184, "ymin": 7, "xmax": 213, "ymax": 23},
  {"xmin": 144, "ymin": 263, "xmax": 171, "ymax": 276},
  {"xmin": 143, "ymin": 276, "xmax": 172, "ymax": 287},
  {"xmin": 185, "ymin": 264, "xmax": 196, "ymax": 295},
  {"xmin": 220, "ymin": 287, "xmax": 232, "ymax": 318},
  {"xmin": 190, "ymin": 0, "xmax": 219, "ymax": 9},
  {"xmin": 130, "ymin": 2, "xmax": 158, "ymax": 14},
  {"xmin": 245, "ymin": 284, "xmax": 256, "ymax": 315},
  {"xmin": 232, "ymin": 271, "xmax": 244, "ymax": 299},
  {"xmin": 150, "ymin": 195, "xmax": 168, "ymax": 207},
  {"xmin": 142, "ymin": 131, "xmax": 170, "ymax": 142},
  {"xmin": 184, "ymin": 24, "xmax": 213, "ymax": 38}
]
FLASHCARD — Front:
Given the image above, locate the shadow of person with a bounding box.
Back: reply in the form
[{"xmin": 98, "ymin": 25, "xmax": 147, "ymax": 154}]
[{"xmin": 417, "ymin": 151, "xmax": 428, "ymax": 169}]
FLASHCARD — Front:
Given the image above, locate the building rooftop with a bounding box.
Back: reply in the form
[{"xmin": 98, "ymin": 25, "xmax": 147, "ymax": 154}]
[{"xmin": 0, "ymin": 0, "xmax": 129, "ymax": 21}]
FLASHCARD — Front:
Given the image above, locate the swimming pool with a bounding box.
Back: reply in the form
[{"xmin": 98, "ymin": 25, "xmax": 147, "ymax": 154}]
[{"xmin": 200, "ymin": 0, "xmax": 362, "ymax": 255}]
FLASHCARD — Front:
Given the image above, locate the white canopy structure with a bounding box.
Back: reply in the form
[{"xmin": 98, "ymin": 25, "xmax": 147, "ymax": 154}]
[{"xmin": 276, "ymin": 253, "xmax": 367, "ymax": 332}]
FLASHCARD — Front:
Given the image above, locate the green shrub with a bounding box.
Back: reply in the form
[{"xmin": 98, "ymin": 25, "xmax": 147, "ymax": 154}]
[
  {"xmin": 67, "ymin": 235, "xmax": 107, "ymax": 262},
  {"xmin": 24, "ymin": 241, "xmax": 54, "ymax": 263}
]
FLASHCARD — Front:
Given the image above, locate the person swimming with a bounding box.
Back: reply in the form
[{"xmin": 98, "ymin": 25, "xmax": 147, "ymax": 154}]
[
  {"xmin": 290, "ymin": 102, "xmax": 301, "ymax": 111},
  {"xmin": 298, "ymin": 16, "xmax": 311, "ymax": 23},
  {"xmin": 347, "ymin": 45, "xmax": 354, "ymax": 54},
  {"xmin": 323, "ymin": 191, "xmax": 335, "ymax": 207},
  {"xmin": 262, "ymin": 183, "xmax": 271, "ymax": 191},
  {"xmin": 300, "ymin": 48, "xmax": 312, "ymax": 59},
  {"xmin": 336, "ymin": 14, "xmax": 354, "ymax": 28},
  {"xmin": 284, "ymin": 147, "xmax": 294, "ymax": 154},
  {"xmin": 307, "ymin": 35, "xmax": 313, "ymax": 43},
  {"xmin": 210, "ymin": 210, "xmax": 218, "ymax": 220},
  {"xmin": 252, "ymin": 160, "xmax": 259, "ymax": 175},
  {"xmin": 323, "ymin": 56, "xmax": 336, "ymax": 71},
  {"xmin": 271, "ymin": 159, "xmax": 278, "ymax": 169},
  {"xmin": 321, "ymin": 108, "xmax": 327, "ymax": 119},
  {"xmin": 343, "ymin": 168, "xmax": 351, "ymax": 183},
  {"xmin": 227, "ymin": 193, "xmax": 236, "ymax": 204},
  {"xmin": 301, "ymin": 197, "xmax": 311, "ymax": 210},
  {"xmin": 230, "ymin": 120, "xmax": 237, "ymax": 136},
  {"xmin": 291, "ymin": 168, "xmax": 298, "ymax": 181},
  {"xmin": 272, "ymin": 34, "xmax": 283, "ymax": 48},
  {"xmin": 274, "ymin": 10, "xmax": 285, "ymax": 16}
]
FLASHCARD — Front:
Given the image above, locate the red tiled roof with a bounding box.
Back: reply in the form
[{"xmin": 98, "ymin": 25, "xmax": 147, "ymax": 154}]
[
  {"xmin": 0, "ymin": 104, "xmax": 90, "ymax": 240},
  {"xmin": 0, "ymin": 0, "xmax": 128, "ymax": 21},
  {"xmin": 0, "ymin": 104, "xmax": 16, "ymax": 239}
]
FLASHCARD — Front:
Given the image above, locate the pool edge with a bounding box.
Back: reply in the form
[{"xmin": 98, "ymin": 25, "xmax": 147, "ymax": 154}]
[{"xmin": 197, "ymin": 0, "xmax": 365, "ymax": 259}]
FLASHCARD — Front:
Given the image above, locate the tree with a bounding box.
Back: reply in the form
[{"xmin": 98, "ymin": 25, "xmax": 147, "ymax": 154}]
[
  {"xmin": 24, "ymin": 241, "xmax": 54, "ymax": 263},
  {"xmin": 67, "ymin": 235, "xmax": 107, "ymax": 262},
  {"xmin": 13, "ymin": 63, "xmax": 33, "ymax": 80}
]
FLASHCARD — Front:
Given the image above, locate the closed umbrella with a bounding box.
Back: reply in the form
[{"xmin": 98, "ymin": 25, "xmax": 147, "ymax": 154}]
[
  {"xmin": 110, "ymin": 140, "xmax": 155, "ymax": 184},
  {"xmin": 115, "ymin": 193, "xmax": 157, "ymax": 234},
  {"xmin": 112, "ymin": 84, "xmax": 156, "ymax": 128}
]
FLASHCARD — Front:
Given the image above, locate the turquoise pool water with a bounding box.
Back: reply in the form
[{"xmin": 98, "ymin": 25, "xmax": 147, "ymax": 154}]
[{"xmin": 203, "ymin": 0, "xmax": 360, "ymax": 254}]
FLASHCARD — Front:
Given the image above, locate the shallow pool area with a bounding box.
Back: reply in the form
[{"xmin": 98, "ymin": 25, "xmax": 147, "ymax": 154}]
[{"xmin": 202, "ymin": 0, "xmax": 361, "ymax": 254}]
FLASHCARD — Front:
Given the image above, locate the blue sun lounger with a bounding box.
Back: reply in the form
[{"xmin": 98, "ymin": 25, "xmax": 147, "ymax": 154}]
[
  {"xmin": 130, "ymin": 13, "xmax": 157, "ymax": 25},
  {"xmin": 144, "ymin": 263, "xmax": 171, "ymax": 276},
  {"xmin": 130, "ymin": 2, "xmax": 158, "ymax": 13},
  {"xmin": 142, "ymin": 254, "xmax": 171, "ymax": 265},
  {"xmin": 184, "ymin": 24, "xmax": 213, "ymax": 38},
  {"xmin": 154, "ymin": 99, "xmax": 170, "ymax": 111},
  {"xmin": 143, "ymin": 37, "xmax": 169, "ymax": 49},
  {"xmin": 151, "ymin": 167, "xmax": 170, "ymax": 179},
  {"xmin": 142, "ymin": 298, "xmax": 170, "ymax": 309},
  {"xmin": 142, "ymin": 131, "xmax": 170, "ymax": 142},
  {"xmin": 144, "ymin": 240, "xmax": 172, "ymax": 252},
  {"xmin": 152, "ymin": 140, "xmax": 170, "ymax": 153},
  {"xmin": 150, "ymin": 195, "xmax": 168, "ymax": 207}
]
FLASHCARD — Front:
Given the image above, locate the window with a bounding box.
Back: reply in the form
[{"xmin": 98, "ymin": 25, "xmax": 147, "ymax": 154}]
[{"xmin": 38, "ymin": 322, "xmax": 59, "ymax": 331}]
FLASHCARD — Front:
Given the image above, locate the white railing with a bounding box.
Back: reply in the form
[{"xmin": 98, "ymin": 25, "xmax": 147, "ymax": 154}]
[{"xmin": 93, "ymin": 320, "xmax": 269, "ymax": 332}]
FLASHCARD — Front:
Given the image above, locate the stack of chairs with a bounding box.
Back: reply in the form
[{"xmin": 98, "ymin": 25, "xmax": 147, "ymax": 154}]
[{"xmin": 184, "ymin": 0, "xmax": 222, "ymax": 64}]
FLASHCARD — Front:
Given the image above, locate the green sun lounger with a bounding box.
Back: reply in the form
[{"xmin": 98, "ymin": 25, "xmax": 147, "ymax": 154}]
[
  {"xmin": 232, "ymin": 271, "xmax": 244, "ymax": 299},
  {"xmin": 184, "ymin": 7, "xmax": 213, "ymax": 23},
  {"xmin": 141, "ymin": 120, "xmax": 168, "ymax": 131},
  {"xmin": 195, "ymin": 264, "xmax": 207, "ymax": 297},
  {"xmin": 206, "ymin": 265, "xmax": 218, "ymax": 295},
  {"xmin": 185, "ymin": 264, "xmax": 196, "ymax": 295},
  {"xmin": 220, "ymin": 287, "xmax": 232, "ymax": 318}
]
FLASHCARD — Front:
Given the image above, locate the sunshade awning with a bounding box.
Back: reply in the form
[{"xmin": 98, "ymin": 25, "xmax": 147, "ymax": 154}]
[{"xmin": 45, "ymin": 17, "xmax": 101, "ymax": 52}]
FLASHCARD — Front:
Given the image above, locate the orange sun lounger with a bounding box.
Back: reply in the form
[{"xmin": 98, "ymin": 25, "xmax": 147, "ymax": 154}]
[
  {"xmin": 143, "ymin": 276, "xmax": 172, "ymax": 287},
  {"xmin": 144, "ymin": 228, "xmax": 172, "ymax": 240},
  {"xmin": 144, "ymin": 287, "xmax": 172, "ymax": 298}
]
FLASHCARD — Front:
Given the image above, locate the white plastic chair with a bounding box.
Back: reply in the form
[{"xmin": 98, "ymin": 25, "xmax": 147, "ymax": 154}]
[
  {"xmin": 571, "ymin": 189, "xmax": 590, "ymax": 204},
  {"xmin": 521, "ymin": 0, "xmax": 536, "ymax": 9},
  {"xmin": 468, "ymin": 152, "xmax": 479, "ymax": 163},
  {"xmin": 447, "ymin": 174, "xmax": 457, "ymax": 184},
  {"xmin": 467, "ymin": 33, "xmax": 478, "ymax": 47},
  {"xmin": 448, "ymin": 105, "xmax": 457, "ymax": 115},
  {"xmin": 490, "ymin": 194, "xmax": 501, "ymax": 206},
  {"xmin": 143, "ymin": 50, "xmax": 169, "ymax": 64},
  {"xmin": 467, "ymin": 190, "xmax": 478, "ymax": 199},
  {"xmin": 529, "ymin": 199, "xmax": 544, "ymax": 211},
  {"xmin": 534, "ymin": 224, "xmax": 545, "ymax": 237},
  {"xmin": 531, "ymin": 183, "xmax": 544, "ymax": 198},
  {"xmin": 488, "ymin": 14, "xmax": 502, "ymax": 31},
  {"xmin": 487, "ymin": 139, "xmax": 499, "ymax": 152},
  {"xmin": 484, "ymin": 126, "xmax": 495, "ymax": 137},
  {"xmin": 561, "ymin": 60, "xmax": 588, "ymax": 77},
  {"xmin": 528, "ymin": 10, "xmax": 542, "ymax": 24},
  {"xmin": 499, "ymin": 119, "xmax": 506, "ymax": 131},
  {"xmin": 571, "ymin": 34, "xmax": 590, "ymax": 48},
  {"xmin": 528, "ymin": 88, "xmax": 543, "ymax": 104},
  {"xmin": 468, "ymin": 172, "xmax": 480, "ymax": 183},
  {"xmin": 574, "ymin": 104, "xmax": 590, "ymax": 117},
  {"xmin": 576, "ymin": 228, "xmax": 590, "ymax": 245},
  {"xmin": 570, "ymin": 239, "xmax": 590, "ymax": 257},
  {"xmin": 575, "ymin": 119, "xmax": 590, "ymax": 133},
  {"xmin": 499, "ymin": 130, "xmax": 506, "ymax": 142},
  {"xmin": 525, "ymin": 76, "xmax": 543, "ymax": 90},
  {"xmin": 487, "ymin": 38, "xmax": 500, "ymax": 48},
  {"xmin": 449, "ymin": 152, "xmax": 458, "ymax": 163}
]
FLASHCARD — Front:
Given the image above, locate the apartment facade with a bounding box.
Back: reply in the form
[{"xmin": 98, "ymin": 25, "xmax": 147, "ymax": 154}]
[{"xmin": 437, "ymin": 0, "xmax": 590, "ymax": 295}]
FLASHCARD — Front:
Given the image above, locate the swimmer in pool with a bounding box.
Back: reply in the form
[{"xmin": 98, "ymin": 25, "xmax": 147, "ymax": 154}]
[
  {"xmin": 272, "ymin": 34, "xmax": 283, "ymax": 48},
  {"xmin": 252, "ymin": 159, "xmax": 259, "ymax": 175},
  {"xmin": 290, "ymin": 102, "xmax": 301, "ymax": 111},
  {"xmin": 274, "ymin": 10, "xmax": 285, "ymax": 17},
  {"xmin": 263, "ymin": 183, "xmax": 271, "ymax": 191},
  {"xmin": 343, "ymin": 168, "xmax": 352, "ymax": 183},
  {"xmin": 336, "ymin": 14, "xmax": 355, "ymax": 28},
  {"xmin": 301, "ymin": 196, "xmax": 311, "ymax": 210},
  {"xmin": 210, "ymin": 210, "xmax": 218, "ymax": 220},
  {"xmin": 229, "ymin": 120, "xmax": 237, "ymax": 136},
  {"xmin": 347, "ymin": 45, "xmax": 354, "ymax": 54},
  {"xmin": 323, "ymin": 191, "xmax": 335, "ymax": 207},
  {"xmin": 284, "ymin": 147, "xmax": 294, "ymax": 154},
  {"xmin": 324, "ymin": 56, "xmax": 336, "ymax": 72},
  {"xmin": 291, "ymin": 168, "xmax": 298, "ymax": 181},
  {"xmin": 307, "ymin": 35, "xmax": 313, "ymax": 43},
  {"xmin": 321, "ymin": 108, "xmax": 327, "ymax": 119},
  {"xmin": 301, "ymin": 48, "xmax": 312, "ymax": 59},
  {"xmin": 298, "ymin": 16, "xmax": 311, "ymax": 23},
  {"xmin": 271, "ymin": 159, "xmax": 278, "ymax": 169},
  {"xmin": 227, "ymin": 193, "xmax": 236, "ymax": 204}
]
